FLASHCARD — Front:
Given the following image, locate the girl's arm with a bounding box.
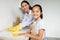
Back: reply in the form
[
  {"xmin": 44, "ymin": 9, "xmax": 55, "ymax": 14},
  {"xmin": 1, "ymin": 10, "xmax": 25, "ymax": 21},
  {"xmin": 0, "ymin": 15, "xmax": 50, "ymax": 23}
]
[{"xmin": 25, "ymin": 29, "xmax": 45, "ymax": 40}]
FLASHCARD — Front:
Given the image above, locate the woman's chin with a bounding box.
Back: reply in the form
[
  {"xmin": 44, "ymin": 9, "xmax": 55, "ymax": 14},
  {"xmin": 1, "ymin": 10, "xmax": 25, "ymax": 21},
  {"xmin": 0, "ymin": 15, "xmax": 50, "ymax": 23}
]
[{"xmin": 34, "ymin": 17, "xmax": 38, "ymax": 19}]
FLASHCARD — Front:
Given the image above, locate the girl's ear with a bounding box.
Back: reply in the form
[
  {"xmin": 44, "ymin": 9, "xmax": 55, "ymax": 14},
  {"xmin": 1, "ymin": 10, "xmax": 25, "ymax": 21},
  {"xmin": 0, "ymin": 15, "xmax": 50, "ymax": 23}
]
[
  {"xmin": 40, "ymin": 13, "xmax": 43, "ymax": 19},
  {"xmin": 40, "ymin": 13, "xmax": 42, "ymax": 17}
]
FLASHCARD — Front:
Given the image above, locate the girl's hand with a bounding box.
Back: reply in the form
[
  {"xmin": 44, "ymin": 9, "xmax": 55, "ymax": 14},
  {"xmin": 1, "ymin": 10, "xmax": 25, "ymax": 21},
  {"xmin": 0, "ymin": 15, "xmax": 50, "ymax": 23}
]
[
  {"xmin": 18, "ymin": 33, "xmax": 30, "ymax": 37},
  {"xmin": 24, "ymin": 33, "xmax": 30, "ymax": 37},
  {"xmin": 27, "ymin": 31, "xmax": 31, "ymax": 34},
  {"xmin": 18, "ymin": 33, "xmax": 25, "ymax": 36}
]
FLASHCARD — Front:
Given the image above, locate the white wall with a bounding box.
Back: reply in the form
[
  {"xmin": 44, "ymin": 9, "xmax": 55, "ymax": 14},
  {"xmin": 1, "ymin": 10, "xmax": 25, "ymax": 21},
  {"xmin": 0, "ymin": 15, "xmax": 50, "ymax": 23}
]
[
  {"xmin": 44, "ymin": 0, "xmax": 60, "ymax": 38},
  {"xmin": 0, "ymin": 0, "xmax": 23, "ymax": 30},
  {"xmin": 27, "ymin": 0, "xmax": 60, "ymax": 38}
]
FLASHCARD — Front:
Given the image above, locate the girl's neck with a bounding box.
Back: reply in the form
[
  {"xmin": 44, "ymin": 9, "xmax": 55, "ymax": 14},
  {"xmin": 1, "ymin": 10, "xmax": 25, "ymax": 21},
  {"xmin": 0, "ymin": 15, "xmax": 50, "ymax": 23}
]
[{"xmin": 35, "ymin": 17, "xmax": 41, "ymax": 23}]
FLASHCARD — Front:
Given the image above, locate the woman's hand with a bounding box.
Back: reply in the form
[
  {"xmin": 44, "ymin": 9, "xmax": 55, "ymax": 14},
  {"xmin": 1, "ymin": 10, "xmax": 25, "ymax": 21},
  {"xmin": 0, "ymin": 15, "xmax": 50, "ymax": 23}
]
[
  {"xmin": 13, "ymin": 17, "xmax": 21, "ymax": 27},
  {"xmin": 13, "ymin": 22, "xmax": 16, "ymax": 27}
]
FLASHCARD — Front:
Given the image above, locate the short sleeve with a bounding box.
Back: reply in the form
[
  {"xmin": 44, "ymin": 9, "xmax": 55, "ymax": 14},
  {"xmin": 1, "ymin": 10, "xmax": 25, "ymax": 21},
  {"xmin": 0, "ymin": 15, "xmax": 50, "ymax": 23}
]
[
  {"xmin": 37, "ymin": 20, "xmax": 46, "ymax": 31},
  {"xmin": 36, "ymin": 20, "xmax": 46, "ymax": 39}
]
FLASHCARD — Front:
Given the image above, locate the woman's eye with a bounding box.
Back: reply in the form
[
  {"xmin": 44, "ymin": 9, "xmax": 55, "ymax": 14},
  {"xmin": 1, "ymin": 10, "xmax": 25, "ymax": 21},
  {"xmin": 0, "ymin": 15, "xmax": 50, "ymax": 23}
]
[
  {"xmin": 25, "ymin": 5, "xmax": 27, "ymax": 6},
  {"xmin": 22, "ymin": 6, "xmax": 24, "ymax": 8},
  {"xmin": 32, "ymin": 11, "xmax": 34, "ymax": 13}
]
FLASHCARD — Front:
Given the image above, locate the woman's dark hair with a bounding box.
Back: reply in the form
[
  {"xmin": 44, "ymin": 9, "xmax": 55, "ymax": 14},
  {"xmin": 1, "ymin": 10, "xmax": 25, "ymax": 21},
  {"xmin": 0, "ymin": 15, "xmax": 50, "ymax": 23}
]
[
  {"xmin": 32, "ymin": 4, "xmax": 43, "ymax": 19},
  {"xmin": 21, "ymin": 1, "xmax": 31, "ymax": 9}
]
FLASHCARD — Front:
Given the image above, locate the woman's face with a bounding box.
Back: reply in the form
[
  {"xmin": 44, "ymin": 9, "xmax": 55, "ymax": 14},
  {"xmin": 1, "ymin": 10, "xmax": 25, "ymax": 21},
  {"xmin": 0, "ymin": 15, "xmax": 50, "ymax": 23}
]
[
  {"xmin": 21, "ymin": 2, "xmax": 30, "ymax": 13},
  {"xmin": 32, "ymin": 6, "xmax": 41, "ymax": 19}
]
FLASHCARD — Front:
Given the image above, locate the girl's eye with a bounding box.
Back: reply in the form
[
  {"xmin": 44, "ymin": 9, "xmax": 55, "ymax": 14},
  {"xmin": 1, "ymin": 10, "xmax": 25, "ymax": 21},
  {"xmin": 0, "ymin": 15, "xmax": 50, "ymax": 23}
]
[{"xmin": 36, "ymin": 11, "xmax": 39, "ymax": 13}]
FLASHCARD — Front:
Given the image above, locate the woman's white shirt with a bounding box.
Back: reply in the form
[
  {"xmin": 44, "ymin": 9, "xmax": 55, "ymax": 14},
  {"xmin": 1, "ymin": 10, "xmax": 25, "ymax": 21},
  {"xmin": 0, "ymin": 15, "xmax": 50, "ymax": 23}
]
[{"xmin": 19, "ymin": 10, "xmax": 34, "ymax": 28}]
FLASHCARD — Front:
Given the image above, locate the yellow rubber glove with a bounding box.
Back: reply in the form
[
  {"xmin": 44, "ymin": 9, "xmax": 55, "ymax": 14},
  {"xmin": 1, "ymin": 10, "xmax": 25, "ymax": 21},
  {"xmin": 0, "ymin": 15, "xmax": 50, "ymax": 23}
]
[{"xmin": 8, "ymin": 25, "xmax": 22, "ymax": 32}]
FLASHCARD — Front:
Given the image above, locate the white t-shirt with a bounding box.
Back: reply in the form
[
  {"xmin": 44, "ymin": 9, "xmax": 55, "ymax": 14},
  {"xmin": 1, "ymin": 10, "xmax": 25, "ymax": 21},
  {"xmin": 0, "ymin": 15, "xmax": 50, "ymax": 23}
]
[{"xmin": 30, "ymin": 19, "xmax": 46, "ymax": 40}]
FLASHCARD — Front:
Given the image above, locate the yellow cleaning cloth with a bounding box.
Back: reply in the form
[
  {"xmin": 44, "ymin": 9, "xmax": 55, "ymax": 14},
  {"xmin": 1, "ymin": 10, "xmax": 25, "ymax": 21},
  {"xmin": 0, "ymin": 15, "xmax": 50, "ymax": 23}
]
[{"xmin": 8, "ymin": 25, "xmax": 22, "ymax": 32}]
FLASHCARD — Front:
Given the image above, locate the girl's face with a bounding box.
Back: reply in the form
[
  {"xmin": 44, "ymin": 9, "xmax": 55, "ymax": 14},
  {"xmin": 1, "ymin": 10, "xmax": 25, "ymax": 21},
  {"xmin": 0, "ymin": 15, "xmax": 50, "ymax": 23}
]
[
  {"xmin": 32, "ymin": 6, "xmax": 41, "ymax": 20},
  {"xmin": 22, "ymin": 2, "xmax": 30, "ymax": 13}
]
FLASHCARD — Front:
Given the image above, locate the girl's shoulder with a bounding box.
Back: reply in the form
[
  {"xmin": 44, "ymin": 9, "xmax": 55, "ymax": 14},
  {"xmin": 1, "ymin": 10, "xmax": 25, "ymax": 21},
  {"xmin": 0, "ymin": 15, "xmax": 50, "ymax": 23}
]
[
  {"xmin": 37, "ymin": 19, "xmax": 44, "ymax": 25},
  {"xmin": 37, "ymin": 19, "xmax": 45, "ymax": 30}
]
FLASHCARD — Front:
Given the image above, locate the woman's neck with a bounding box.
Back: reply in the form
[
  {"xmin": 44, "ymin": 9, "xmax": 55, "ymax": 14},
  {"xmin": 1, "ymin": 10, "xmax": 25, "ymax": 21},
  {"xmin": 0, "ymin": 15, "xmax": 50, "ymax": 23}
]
[{"xmin": 27, "ymin": 10, "xmax": 30, "ymax": 14}]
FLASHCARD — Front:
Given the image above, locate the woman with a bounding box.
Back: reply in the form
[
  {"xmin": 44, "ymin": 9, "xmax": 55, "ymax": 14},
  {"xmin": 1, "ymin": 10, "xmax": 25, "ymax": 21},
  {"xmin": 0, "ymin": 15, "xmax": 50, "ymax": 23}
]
[
  {"xmin": 19, "ymin": 4, "xmax": 46, "ymax": 40},
  {"xmin": 20, "ymin": 0, "xmax": 34, "ymax": 29},
  {"xmin": 7, "ymin": 0, "xmax": 34, "ymax": 32}
]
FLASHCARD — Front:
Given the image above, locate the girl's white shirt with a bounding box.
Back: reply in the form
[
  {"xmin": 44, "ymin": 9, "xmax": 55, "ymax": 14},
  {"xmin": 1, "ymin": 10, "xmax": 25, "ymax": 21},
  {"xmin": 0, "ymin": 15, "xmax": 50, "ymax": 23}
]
[{"xmin": 30, "ymin": 19, "xmax": 46, "ymax": 40}]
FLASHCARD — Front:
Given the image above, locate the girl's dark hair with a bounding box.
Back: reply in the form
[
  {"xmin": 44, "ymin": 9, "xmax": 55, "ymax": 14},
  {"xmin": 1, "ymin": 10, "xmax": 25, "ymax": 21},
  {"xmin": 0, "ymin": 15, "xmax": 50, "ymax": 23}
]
[
  {"xmin": 21, "ymin": 1, "xmax": 31, "ymax": 9},
  {"xmin": 32, "ymin": 4, "xmax": 43, "ymax": 19}
]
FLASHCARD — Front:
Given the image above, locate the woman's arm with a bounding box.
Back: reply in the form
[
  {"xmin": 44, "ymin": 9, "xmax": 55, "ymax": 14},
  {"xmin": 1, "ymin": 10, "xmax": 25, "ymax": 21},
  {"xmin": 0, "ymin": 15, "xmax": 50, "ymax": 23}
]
[{"xmin": 25, "ymin": 29, "xmax": 45, "ymax": 40}]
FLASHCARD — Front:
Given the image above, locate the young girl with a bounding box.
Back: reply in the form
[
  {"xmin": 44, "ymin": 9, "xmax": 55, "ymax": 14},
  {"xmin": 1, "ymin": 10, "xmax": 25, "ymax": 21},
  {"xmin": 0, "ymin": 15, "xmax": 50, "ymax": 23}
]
[{"xmin": 21, "ymin": 4, "xmax": 46, "ymax": 40}]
